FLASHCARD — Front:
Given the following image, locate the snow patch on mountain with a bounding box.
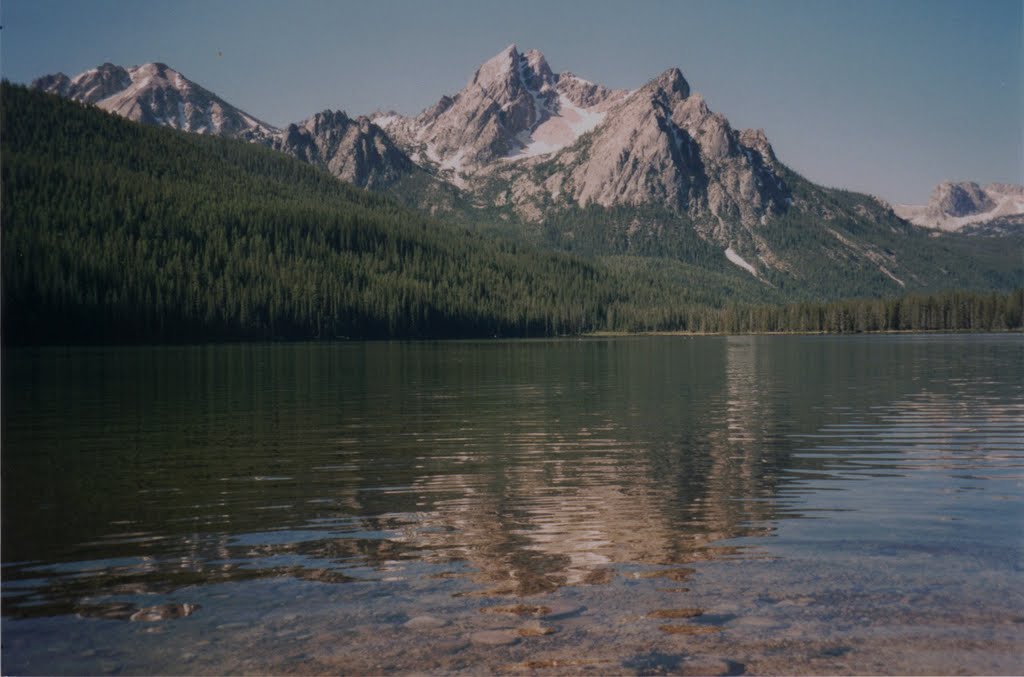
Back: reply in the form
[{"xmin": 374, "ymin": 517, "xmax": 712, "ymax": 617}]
[
  {"xmin": 725, "ymin": 247, "xmax": 758, "ymax": 276},
  {"xmin": 371, "ymin": 113, "xmax": 400, "ymax": 129},
  {"xmin": 506, "ymin": 93, "xmax": 608, "ymax": 160}
]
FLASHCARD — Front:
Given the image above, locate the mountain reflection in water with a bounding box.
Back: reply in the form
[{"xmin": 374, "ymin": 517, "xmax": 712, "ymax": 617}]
[{"xmin": 3, "ymin": 336, "xmax": 1021, "ymax": 674}]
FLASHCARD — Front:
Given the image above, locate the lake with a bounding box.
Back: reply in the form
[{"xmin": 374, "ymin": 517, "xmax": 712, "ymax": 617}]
[{"xmin": 2, "ymin": 335, "xmax": 1022, "ymax": 675}]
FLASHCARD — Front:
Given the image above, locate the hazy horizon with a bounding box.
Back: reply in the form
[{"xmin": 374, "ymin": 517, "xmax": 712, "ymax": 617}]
[{"xmin": 2, "ymin": 0, "xmax": 1020, "ymax": 204}]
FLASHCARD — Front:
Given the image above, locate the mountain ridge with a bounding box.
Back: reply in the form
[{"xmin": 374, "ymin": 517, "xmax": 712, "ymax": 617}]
[
  {"xmin": 28, "ymin": 49, "xmax": 1023, "ymax": 299},
  {"xmin": 32, "ymin": 62, "xmax": 279, "ymax": 142},
  {"xmin": 892, "ymin": 181, "xmax": 1024, "ymax": 234}
]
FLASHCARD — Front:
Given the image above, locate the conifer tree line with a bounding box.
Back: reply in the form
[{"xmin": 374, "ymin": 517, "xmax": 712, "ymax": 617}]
[
  {"xmin": 2, "ymin": 84, "xmax": 1021, "ymax": 344},
  {"xmin": 606, "ymin": 289, "xmax": 1023, "ymax": 335}
]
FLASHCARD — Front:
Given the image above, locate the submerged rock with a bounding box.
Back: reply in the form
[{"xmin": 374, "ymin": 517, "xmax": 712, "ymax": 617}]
[
  {"xmin": 648, "ymin": 608, "xmax": 705, "ymax": 619},
  {"xmin": 581, "ymin": 568, "xmax": 614, "ymax": 585},
  {"xmin": 640, "ymin": 567, "xmax": 697, "ymax": 582},
  {"xmin": 129, "ymin": 603, "xmax": 199, "ymax": 622},
  {"xmin": 517, "ymin": 620, "xmax": 555, "ymax": 637},
  {"xmin": 403, "ymin": 615, "xmax": 447, "ymax": 630},
  {"xmin": 658, "ymin": 624, "xmax": 721, "ymax": 635},
  {"xmin": 479, "ymin": 604, "xmax": 551, "ymax": 617},
  {"xmin": 470, "ymin": 629, "xmax": 520, "ymax": 646}
]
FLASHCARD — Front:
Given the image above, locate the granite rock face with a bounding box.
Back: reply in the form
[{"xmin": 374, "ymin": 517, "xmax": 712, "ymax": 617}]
[
  {"xmin": 374, "ymin": 45, "xmax": 629, "ymax": 174},
  {"xmin": 893, "ymin": 181, "xmax": 1024, "ymax": 232},
  {"xmin": 33, "ymin": 62, "xmax": 278, "ymax": 142},
  {"xmin": 929, "ymin": 181, "xmax": 996, "ymax": 218},
  {"xmin": 34, "ymin": 62, "xmax": 417, "ymax": 188},
  {"xmin": 372, "ymin": 45, "xmax": 790, "ymax": 248},
  {"xmin": 556, "ymin": 66, "xmax": 789, "ymax": 234},
  {"xmin": 273, "ymin": 110, "xmax": 413, "ymax": 189},
  {"xmin": 36, "ymin": 49, "xmax": 791, "ymax": 228}
]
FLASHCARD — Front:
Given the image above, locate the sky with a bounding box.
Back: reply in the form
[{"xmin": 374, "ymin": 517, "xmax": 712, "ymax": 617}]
[{"xmin": 1, "ymin": 0, "xmax": 1020, "ymax": 204}]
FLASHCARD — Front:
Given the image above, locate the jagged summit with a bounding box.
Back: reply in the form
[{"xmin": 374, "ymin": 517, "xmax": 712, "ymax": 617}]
[
  {"xmin": 893, "ymin": 181, "xmax": 1024, "ymax": 233},
  {"xmin": 272, "ymin": 109, "xmax": 412, "ymax": 189},
  {"xmin": 931, "ymin": 181, "xmax": 994, "ymax": 217},
  {"xmin": 647, "ymin": 67, "xmax": 691, "ymax": 99},
  {"xmin": 33, "ymin": 62, "xmax": 278, "ymax": 142},
  {"xmin": 472, "ymin": 43, "xmax": 524, "ymax": 88},
  {"xmin": 34, "ymin": 49, "xmax": 787, "ymax": 242},
  {"xmin": 33, "ymin": 62, "xmax": 418, "ymax": 188},
  {"xmin": 374, "ymin": 45, "xmax": 630, "ymax": 176}
]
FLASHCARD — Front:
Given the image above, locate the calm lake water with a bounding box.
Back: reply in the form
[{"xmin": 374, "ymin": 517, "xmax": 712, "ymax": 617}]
[{"xmin": 2, "ymin": 335, "xmax": 1022, "ymax": 675}]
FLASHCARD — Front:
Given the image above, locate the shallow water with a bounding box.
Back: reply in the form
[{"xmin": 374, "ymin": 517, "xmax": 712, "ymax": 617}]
[{"xmin": 2, "ymin": 335, "xmax": 1022, "ymax": 675}]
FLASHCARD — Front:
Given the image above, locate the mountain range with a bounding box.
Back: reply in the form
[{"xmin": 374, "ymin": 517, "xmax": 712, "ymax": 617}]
[
  {"xmin": 892, "ymin": 182, "xmax": 1024, "ymax": 235},
  {"xmin": 30, "ymin": 46, "xmax": 1024, "ymax": 299}
]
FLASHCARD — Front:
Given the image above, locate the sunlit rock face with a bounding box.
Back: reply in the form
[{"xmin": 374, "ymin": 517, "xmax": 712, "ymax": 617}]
[
  {"xmin": 273, "ymin": 110, "xmax": 413, "ymax": 189},
  {"xmin": 34, "ymin": 63, "xmax": 419, "ymax": 188},
  {"xmin": 33, "ymin": 62, "xmax": 279, "ymax": 142},
  {"xmin": 892, "ymin": 181, "xmax": 1024, "ymax": 233},
  {"xmin": 374, "ymin": 45, "xmax": 788, "ymax": 237}
]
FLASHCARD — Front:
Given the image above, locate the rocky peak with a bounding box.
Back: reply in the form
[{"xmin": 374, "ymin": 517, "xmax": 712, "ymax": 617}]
[
  {"xmin": 646, "ymin": 67, "xmax": 691, "ymax": 100},
  {"xmin": 555, "ymin": 72, "xmax": 617, "ymax": 108},
  {"xmin": 388, "ymin": 45, "xmax": 567, "ymax": 171},
  {"xmin": 671, "ymin": 93, "xmax": 710, "ymax": 127},
  {"xmin": 738, "ymin": 129, "xmax": 778, "ymax": 167},
  {"xmin": 521, "ymin": 49, "xmax": 556, "ymax": 91},
  {"xmin": 33, "ymin": 62, "xmax": 132, "ymax": 103},
  {"xmin": 30, "ymin": 72, "xmax": 71, "ymax": 97},
  {"xmin": 301, "ymin": 109, "xmax": 351, "ymax": 134},
  {"xmin": 380, "ymin": 46, "xmax": 636, "ymax": 173},
  {"xmin": 929, "ymin": 181, "xmax": 995, "ymax": 217},
  {"xmin": 523, "ymin": 63, "xmax": 790, "ymax": 246},
  {"xmin": 471, "ymin": 43, "xmax": 520, "ymax": 90},
  {"xmin": 893, "ymin": 181, "xmax": 1024, "ymax": 233},
  {"xmin": 32, "ymin": 62, "xmax": 279, "ymax": 142},
  {"xmin": 140, "ymin": 62, "xmax": 172, "ymax": 76},
  {"xmin": 274, "ymin": 110, "xmax": 413, "ymax": 189},
  {"xmin": 416, "ymin": 95, "xmax": 453, "ymax": 125}
]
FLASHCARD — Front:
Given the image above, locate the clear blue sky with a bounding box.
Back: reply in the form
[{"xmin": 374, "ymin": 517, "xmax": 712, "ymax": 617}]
[{"xmin": 2, "ymin": 0, "xmax": 1020, "ymax": 204}]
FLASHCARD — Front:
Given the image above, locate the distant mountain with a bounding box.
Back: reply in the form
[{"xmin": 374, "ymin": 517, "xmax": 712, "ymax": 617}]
[
  {"xmin": 892, "ymin": 181, "xmax": 1024, "ymax": 233},
  {"xmin": 272, "ymin": 110, "xmax": 414, "ymax": 190},
  {"xmin": 32, "ymin": 62, "xmax": 279, "ymax": 142}
]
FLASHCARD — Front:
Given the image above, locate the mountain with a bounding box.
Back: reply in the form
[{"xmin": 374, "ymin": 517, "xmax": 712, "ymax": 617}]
[
  {"xmin": 32, "ymin": 62, "xmax": 418, "ymax": 189},
  {"xmin": 892, "ymin": 181, "xmax": 1024, "ymax": 234},
  {"xmin": 272, "ymin": 110, "xmax": 414, "ymax": 190},
  {"xmin": 466, "ymin": 61, "xmax": 790, "ymax": 233},
  {"xmin": 369, "ymin": 46, "xmax": 926, "ymax": 293},
  {"xmin": 371, "ymin": 45, "xmax": 783, "ymax": 223},
  {"xmin": 29, "ymin": 50, "xmax": 1023, "ymax": 300},
  {"xmin": 32, "ymin": 62, "xmax": 278, "ymax": 142},
  {"xmin": 371, "ymin": 45, "xmax": 630, "ymax": 179},
  {"xmin": 382, "ymin": 46, "xmax": 1021, "ymax": 297}
]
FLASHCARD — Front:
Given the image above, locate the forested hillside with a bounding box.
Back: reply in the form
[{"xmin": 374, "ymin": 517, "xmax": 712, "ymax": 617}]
[
  {"xmin": 0, "ymin": 84, "xmax": 763, "ymax": 343},
  {"xmin": 2, "ymin": 84, "xmax": 1020, "ymax": 344}
]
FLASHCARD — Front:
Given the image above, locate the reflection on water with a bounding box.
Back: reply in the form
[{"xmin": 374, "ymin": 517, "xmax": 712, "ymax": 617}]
[{"xmin": 2, "ymin": 336, "xmax": 1022, "ymax": 674}]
